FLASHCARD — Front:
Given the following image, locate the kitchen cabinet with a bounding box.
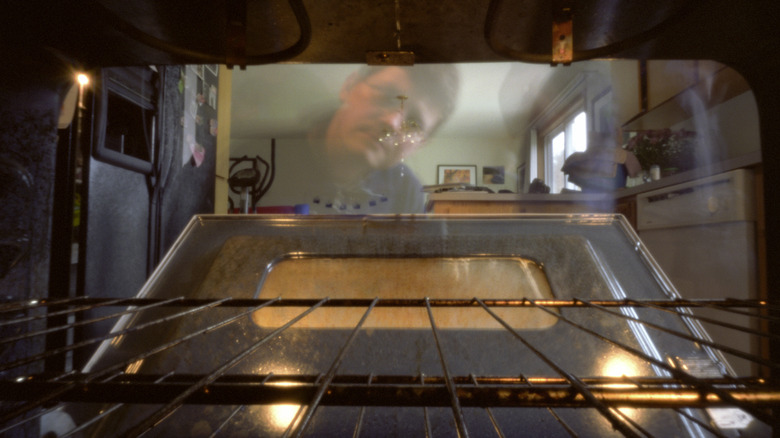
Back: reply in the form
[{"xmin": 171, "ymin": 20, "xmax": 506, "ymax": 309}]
[
  {"xmin": 623, "ymin": 62, "xmax": 750, "ymax": 131},
  {"xmin": 647, "ymin": 60, "xmax": 727, "ymax": 111},
  {"xmin": 646, "ymin": 60, "xmax": 698, "ymax": 110},
  {"xmin": 610, "ymin": 60, "xmax": 641, "ymax": 127},
  {"xmin": 634, "ymin": 168, "xmax": 763, "ymax": 375},
  {"xmin": 611, "ymin": 60, "xmax": 748, "ymax": 134},
  {"xmin": 614, "ymin": 195, "xmax": 637, "ymax": 229}
]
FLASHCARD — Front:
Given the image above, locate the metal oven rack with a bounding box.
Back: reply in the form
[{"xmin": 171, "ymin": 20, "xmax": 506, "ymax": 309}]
[
  {"xmin": 1, "ymin": 215, "xmax": 778, "ymax": 436},
  {"xmin": 1, "ymin": 297, "xmax": 778, "ymax": 437}
]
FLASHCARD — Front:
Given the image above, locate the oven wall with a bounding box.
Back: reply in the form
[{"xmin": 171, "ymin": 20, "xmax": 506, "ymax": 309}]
[{"xmin": 0, "ymin": 51, "xmax": 64, "ymax": 438}]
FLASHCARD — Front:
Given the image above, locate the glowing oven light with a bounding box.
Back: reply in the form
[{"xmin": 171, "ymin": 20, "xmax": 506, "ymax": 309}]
[
  {"xmin": 601, "ymin": 356, "xmax": 639, "ymax": 386},
  {"xmin": 266, "ymin": 381, "xmax": 301, "ymax": 430},
  {"xmin": 268, "ymin": 404, "xmax": 301, "ymax": 430},
  {"xmin": 601, "ymin": 356, "xmax": 643, "ymax": 420}
]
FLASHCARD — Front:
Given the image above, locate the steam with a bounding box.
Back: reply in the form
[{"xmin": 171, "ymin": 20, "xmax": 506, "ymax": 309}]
[{"xmin": 669, "ymin": 62, "xmax": 725, "ymax": 177}]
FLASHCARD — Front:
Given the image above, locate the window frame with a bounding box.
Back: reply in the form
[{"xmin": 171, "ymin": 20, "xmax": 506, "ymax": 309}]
[
  {"xmin": 527, "ymin": 72, "xmax": 611, "ymax": 194},
  {"xmin": 539, "ymin": 100, "xmax": 587, "ymax": 193}
]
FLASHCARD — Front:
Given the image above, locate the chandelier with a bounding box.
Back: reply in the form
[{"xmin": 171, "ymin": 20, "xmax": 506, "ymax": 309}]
[{"xmin": 378, "ymin": 95, "xmax": 423, "ymax": 149}]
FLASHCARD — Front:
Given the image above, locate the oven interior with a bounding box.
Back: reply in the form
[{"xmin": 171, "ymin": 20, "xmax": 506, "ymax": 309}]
[
  {"xmin": 1, "ymin": 0, "xmax": 779, "ymax": 437},
  {"xmin": 2, "ymin": 215, "xmax": 774, "ymax": 437}
]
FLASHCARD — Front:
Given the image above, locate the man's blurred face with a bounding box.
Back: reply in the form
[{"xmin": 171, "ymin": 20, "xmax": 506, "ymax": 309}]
[{"xmin": 324, "ymin": 67, "xmax": 441, "ymax": 172}]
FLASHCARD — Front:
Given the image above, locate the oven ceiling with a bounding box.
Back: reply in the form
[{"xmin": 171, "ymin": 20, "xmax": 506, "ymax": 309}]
[{"xmin": 4, "ymin": 0, "xmax": 775, "ymax": 68}]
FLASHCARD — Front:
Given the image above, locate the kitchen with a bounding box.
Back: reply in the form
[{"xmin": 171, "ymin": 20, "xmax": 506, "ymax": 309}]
[
  {"xmin": 1, "ymin": 1, "xmax": 779, "ymax": 436},
  {"xmin": 224, "ymin": 60, "xmax": 759, "ymax": 213}
]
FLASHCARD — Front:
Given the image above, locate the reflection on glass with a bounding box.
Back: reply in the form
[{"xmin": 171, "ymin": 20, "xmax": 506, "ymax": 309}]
[
  {"xmin": 232, "ymin": 65, "xmax": 459, "ymax": 214},
  {"xmin": 229, "ymin": 60, "xmax": 758, "ymax": 209}
]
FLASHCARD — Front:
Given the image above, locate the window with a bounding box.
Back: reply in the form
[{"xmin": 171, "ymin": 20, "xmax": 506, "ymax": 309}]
[
  {"xmin": 544, "ymin": 110, "xmax": 587, "ymax": 193},
  {"xmin": 529, "ymin": 72, "xmax": 595, "ymax": 194}
]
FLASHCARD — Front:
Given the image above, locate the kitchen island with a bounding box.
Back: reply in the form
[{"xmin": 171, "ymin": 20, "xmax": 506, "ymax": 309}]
[
  {"xmin": 427, "ymin": 151, "xmax": 762, "ymax": 228},
  {"xmin": 426, "ymin": 192, "xmax": 616, "ymax": 214}
]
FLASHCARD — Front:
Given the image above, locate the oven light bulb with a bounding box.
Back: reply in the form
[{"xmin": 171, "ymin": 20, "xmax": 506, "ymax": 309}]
[{"xmin": 77, "ymin": 73, "xmax": 89, "ymax": 86}]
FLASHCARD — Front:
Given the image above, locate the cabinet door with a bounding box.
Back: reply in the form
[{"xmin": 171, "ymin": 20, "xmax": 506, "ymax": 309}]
[
  {"xmin": 610, "ymin": 60, "xmax": 641, "ymax": 127},
  {"xmin": 615, "ymin": 197, "xmax": 637, "ymax": 229},
  {"xmin": 647, "ymin": 60, "xmax": 699, "ymax": 109}
]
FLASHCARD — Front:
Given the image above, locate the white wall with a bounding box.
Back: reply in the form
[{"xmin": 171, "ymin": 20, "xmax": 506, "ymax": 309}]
[
  {"xmin": 229, "ymin": 137, "xmax": 308, "ymax": 208},
  {"xmin": 229, "ymin": 133, "xmax": 519, "ymax": 209},
  {"xmin": 405, "ymin": 136, "xmax": 519, "ymax": 190}
]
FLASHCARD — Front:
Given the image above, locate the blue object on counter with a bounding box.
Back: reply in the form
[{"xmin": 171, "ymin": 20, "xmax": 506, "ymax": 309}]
[{"xmin": 294, "ymin": 203, "xmax": 309, "ymax": 214}]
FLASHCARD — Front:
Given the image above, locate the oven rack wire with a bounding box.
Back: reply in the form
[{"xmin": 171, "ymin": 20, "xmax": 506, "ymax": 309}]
[{"xmin": 1, "ymin": 296, "xmax": 778, "ymax": 437}]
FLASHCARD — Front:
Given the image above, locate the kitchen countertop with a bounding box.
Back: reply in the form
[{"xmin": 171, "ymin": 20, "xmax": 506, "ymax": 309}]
[
  {"xmin": 427, "ymin": 151, "xmax": 761, "ymax": 205},
  {"xmin": 613, "ymin": 150, "xmax": 761, "ymax": 197},
  {"xmin": 427, "ymin": 191, "xmax": 614, "ymax": 203},
  {"xmin": 425, "ymin": 191, "xmax": 616, "ymax": 214}
]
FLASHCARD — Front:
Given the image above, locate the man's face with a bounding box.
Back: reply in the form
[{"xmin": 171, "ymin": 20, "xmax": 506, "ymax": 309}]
[{"xmin": 324, "ymin": 67, "xmax": 441, "ymax": 172}]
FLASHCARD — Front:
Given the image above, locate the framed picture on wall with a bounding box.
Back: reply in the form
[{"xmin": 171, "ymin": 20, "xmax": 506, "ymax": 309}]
[
  {"xmin": 438, "ymin": 165, "xmax": 477, "ymax": 185},
  {"xmin": 483, "ymin": 166, "xmax": 505, "ymax": 184}
]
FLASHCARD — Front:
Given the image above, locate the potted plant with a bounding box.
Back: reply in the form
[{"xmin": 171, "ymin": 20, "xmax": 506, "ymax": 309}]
[{"xmin": 624, "ymin": 129, "xmax": 697, "ymax": 175}]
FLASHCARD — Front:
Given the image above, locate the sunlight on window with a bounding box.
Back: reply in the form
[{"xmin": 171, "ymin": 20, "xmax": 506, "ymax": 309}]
[
  {"xmin": 547, "ymin": 110, "xmax": 587, "ymax": 193},
  {"xmin": 552, "ymin": 131, "xmax": 566, "ymax": 193},
  {"xmin": 572, "ymin": 112, "xmax": 587, "ymax": 154}
]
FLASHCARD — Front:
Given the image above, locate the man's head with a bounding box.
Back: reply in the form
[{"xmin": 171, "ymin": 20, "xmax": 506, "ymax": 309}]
[{"xmin": 322, "ymin": 65, "xmax": 459, "ymax": 177}]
